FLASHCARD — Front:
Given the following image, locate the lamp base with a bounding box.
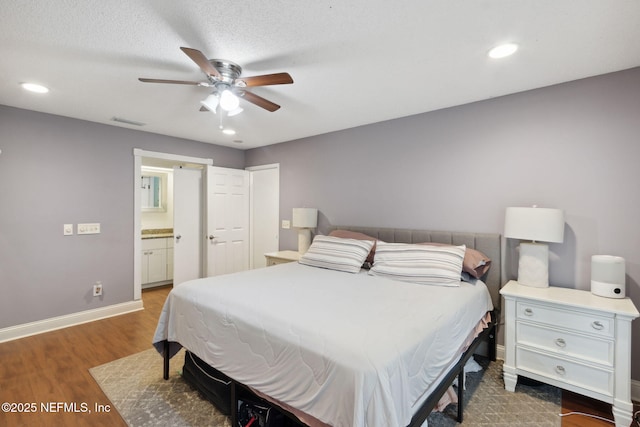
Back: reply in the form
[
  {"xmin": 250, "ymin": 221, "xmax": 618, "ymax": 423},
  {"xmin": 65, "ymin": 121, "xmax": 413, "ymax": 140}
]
[
  {"xmin": 517, "ymin": 242, "xmax": 549, "ymax": 288},
  {"xmin": 297, "ymin": 229, "xmax": 311, "ymax": 254}
]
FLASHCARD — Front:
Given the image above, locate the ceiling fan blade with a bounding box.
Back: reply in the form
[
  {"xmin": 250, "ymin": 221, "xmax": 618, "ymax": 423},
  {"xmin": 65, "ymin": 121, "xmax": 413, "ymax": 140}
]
[
  {"xmin": 240, "ymin": 90, "xmax": 281, "ymax": 112},
  {"xmin": 180, "ymin": 47, "xmax": 221, "ymax": 78},
  {"xmin": 238, "ymin": 72, "xmax": 294, "ymax": 87},
  {"xmin": 138, "ymin": 78, "xmax": 202, "ymax": 85}
]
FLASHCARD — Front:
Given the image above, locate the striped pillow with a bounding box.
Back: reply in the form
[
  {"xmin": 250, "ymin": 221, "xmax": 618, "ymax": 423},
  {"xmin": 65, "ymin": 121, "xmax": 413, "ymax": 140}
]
[
  {"xmin": 299, "ymin": 235, "xmax": 375, "ymax": 273},
  {"xmin": 369, "ymin": 242, "xmax": 465, "ymax": 286}
]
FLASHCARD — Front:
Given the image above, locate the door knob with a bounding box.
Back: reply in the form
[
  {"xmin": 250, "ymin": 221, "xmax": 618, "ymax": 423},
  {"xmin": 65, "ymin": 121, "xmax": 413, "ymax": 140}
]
[
  {"xmin": 175, "ymin": 235, "xmax": 182, "ymax": 241},
  {"xmin": 209, "ymin": 235, "xmax": 217, "ymax": 240}
]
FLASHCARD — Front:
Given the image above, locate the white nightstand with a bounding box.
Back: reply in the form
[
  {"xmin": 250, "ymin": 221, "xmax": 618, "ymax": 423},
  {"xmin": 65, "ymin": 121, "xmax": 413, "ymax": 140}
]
[
  {"xmin": 264, "ymin": 250, "xmax": 301, "ymax": 266},
  {"xmin": 500, "ymin": 280, "xmax": 639, "ymax": 427}
]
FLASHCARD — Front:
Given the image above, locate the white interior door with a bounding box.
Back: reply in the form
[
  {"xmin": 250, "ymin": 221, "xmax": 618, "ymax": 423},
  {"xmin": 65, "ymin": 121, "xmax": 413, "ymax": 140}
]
[
  {"xmin": 173, "ymin": 167, "xmax": 202, "ymax": 285},
  {"xmin": 248, "ymin": 165, "xmax": 280, "ymax": 269},
  {"xmin": 204, "ymin": 166, "xmax": 250, "ymax": 277}
]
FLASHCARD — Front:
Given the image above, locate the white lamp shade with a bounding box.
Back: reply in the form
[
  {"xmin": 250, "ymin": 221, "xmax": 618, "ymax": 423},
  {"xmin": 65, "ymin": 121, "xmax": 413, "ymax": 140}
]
[
  {"xmin": 504, "ymin": 207, "xmax": 565, "ymax": 243},
  {"xmin": 292, "ymin": 208, "xmax": 318, "ymax": 228}
]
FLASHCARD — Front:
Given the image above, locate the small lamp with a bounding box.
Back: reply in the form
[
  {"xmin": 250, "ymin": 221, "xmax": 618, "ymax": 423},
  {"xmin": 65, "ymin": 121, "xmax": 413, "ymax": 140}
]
[
  {"xmin": 504, "ymin": 206, "xmax": 565, "ymax": 287},
  {"xmin": 292, "ymin": 208, "xmax": 318, "ymax": 254}
]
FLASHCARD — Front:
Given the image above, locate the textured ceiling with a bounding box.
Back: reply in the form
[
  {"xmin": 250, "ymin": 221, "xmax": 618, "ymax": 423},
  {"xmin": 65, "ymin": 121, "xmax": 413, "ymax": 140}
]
[{"xmin": 1, "ymin": 1, "xmax": 639, "ymax": 149}]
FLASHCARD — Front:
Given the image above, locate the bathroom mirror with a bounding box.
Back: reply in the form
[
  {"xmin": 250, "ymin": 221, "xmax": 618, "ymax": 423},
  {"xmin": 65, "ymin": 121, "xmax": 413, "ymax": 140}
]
[{"xmin": 141, "ymin": 171, "xmax": 167, "ymax": 212}]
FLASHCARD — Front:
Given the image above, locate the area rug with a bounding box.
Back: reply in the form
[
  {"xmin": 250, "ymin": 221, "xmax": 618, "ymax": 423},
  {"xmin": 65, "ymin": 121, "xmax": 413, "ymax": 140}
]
[{"xmin": 90, "ymin": 349, "xmax": 560, "ymax": 427}]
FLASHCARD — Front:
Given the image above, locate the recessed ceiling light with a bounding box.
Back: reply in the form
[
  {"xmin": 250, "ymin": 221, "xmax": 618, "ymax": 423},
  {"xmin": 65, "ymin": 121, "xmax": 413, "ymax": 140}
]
[
  {"xmin": 111, "ymin": 117, "xmax": 145, "ymax": 126},
  {"xmin": 21, "ymin": 82, "xmax": 49, "ymax": 93},
  {"xmin": 222, "ymin": 128, "xmax": 236, "ymax": 135},
  {"xmin": 488, "ymin": 43, "xmax": 518, "ymax": 59}
]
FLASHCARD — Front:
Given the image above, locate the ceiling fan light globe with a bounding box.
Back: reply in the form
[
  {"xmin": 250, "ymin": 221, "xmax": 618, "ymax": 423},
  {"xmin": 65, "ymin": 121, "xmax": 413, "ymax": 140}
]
[
  {"xmin": 200, "ymin": 94, "xmax": 219, "ymax": 114},
  {"xmin": 219, "ymin": 90, "xmax": 240, "ymax": 111},
  {"xmin": 227, "ymin": 107, "xmax": 243, "ymax": 117}
]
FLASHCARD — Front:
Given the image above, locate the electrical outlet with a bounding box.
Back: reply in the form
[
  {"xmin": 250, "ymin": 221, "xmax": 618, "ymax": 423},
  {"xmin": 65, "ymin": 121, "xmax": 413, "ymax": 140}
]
[
  {"xmin": 282, "ymin": 220, "xmax": 290, "ymax": 229},
  {"xmin": 63, "ymin": 224, "xmax": 73, "ymax": 236},
  {"xmin": 93, "ymin": 281, "xmax": 103, "ymax": 297}
]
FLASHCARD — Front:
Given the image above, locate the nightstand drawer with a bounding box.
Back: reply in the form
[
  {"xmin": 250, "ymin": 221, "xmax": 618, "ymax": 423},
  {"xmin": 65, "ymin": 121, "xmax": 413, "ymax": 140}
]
[
  {"xmin": 517, "ymin": 347, "xmax": 613, "ymax": 397},
  {"xmin": 266, "ymin": 257, "xmax": 292, "ymax": 266},
  {"xmin": 516, "ymin": 301, "xmax": 614, "ymax": 338},
  {"xmin": 265, "ymin": 251, "xmax": 301, "ymax": 267},
  {"xmin": 517, "ymin": 322, "xmax": 614, "ymax": 366}
]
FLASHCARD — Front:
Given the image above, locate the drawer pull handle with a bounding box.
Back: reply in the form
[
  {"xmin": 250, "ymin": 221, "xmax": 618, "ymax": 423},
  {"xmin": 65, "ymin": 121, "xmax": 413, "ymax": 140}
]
[
  {"xmin": 555, "ymin": 365, "xmax": 566, "ymax": 375},
  {"xmin": 555, "ymin": 338, "xmax": 566, "ymax": 348},
  {"xmin": 591, "ymin": 321, "xmax": 604, "ymax": 330},
  {"xmin": 524, "ymin": 308, "xmax": 534, "ymax": 316}
]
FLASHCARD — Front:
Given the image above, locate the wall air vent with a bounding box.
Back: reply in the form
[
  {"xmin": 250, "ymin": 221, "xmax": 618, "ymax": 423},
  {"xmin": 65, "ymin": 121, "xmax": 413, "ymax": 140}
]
[{"xmin": 111, "ymin": 117, "xmax": 145, "ymax": 126}]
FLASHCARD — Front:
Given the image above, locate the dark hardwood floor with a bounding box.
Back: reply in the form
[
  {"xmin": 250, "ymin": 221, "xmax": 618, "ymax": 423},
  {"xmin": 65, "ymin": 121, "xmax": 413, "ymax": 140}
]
[{"xmin": 0, "ymin": 285, "xmax": 636, "ymax": 427}]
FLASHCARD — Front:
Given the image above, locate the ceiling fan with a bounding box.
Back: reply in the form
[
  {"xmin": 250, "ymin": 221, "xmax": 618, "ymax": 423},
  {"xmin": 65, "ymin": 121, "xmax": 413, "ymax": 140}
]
[{"xmin": 139, "ymin": 47, "xmax": 293, "ymax": 113}]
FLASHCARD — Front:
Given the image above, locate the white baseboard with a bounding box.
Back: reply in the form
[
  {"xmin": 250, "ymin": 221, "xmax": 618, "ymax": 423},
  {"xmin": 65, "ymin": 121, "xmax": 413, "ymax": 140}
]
[
  {"xmin": 495, "ymin": 344, "xmax": 640, "ymax": 402},
  {"xmin": 0, "ymin": 300, "xmax": 144, "ymax": 343}
]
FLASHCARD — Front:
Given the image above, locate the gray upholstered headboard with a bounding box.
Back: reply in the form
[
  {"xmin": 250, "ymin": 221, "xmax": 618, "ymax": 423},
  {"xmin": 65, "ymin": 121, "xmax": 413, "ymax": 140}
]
[{"xmin": 326, "ymin": 226, "xmax": 502, "ymax": 311}]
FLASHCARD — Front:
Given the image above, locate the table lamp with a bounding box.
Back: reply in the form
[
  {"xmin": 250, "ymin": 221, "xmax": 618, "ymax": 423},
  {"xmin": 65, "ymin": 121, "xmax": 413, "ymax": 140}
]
[
  {"xmin": 504, "ymin": 206, "xmax": 565, "ymax": 287},
  {"xmin": 292, "ymin": 208, "xmax": 317, "ymax": 253}
]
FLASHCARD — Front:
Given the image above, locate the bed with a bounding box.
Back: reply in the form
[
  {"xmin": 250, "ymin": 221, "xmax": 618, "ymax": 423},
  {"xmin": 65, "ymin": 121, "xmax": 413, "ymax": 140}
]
[{"xmin": 153, "ymin": 226, "xmax": 501, "ymax": 427}]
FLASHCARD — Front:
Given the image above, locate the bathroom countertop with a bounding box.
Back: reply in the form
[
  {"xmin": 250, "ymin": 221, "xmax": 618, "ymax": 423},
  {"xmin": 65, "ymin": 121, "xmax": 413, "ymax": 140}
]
[{"xmin": 141, "ymin": 228, "xmax": 173, "ymax": 239}]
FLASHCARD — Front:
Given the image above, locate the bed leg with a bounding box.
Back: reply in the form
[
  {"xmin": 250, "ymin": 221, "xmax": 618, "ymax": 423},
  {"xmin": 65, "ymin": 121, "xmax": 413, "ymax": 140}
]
[
  {"xmin": 163, "ymin": 340, "xmax": 170, "ymax": 380},
  {"xmin": 488, "ymin": 323, "xmax": 497, "ymax": 361},
  {"xmin": 230, "ymin": 381, "xmax": 237, "ymax": 427},
  {"xmin": 457, "ymin": 368, "xmax": 464, "ymax": 423},
  {"xmin": 488, "ymin": 311, "xmax": 498, "ymax": 361}
]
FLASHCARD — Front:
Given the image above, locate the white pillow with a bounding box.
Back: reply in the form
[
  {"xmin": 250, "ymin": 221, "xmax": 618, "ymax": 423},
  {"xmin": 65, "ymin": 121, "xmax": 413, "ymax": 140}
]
[
  {"xmin": 369, "ymin": 242, "xmax": 465, "ymax": 286},
  {"xmin": 299, "ymin": 235, "xmax": 375, "ymax": 273}
]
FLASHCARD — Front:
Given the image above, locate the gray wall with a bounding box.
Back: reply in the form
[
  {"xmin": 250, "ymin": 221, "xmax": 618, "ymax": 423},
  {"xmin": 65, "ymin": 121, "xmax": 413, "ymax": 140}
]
[
  {"xmin": 0, "ymin": 106, "xmax": 243, "ymax": 328},
  {"xmin": 2, "ymin": 67, "xmax": 639, "ymax": 380},
  {"xmin": 246, "ymin": 67, "xmax": 640, "ymax": 380}
]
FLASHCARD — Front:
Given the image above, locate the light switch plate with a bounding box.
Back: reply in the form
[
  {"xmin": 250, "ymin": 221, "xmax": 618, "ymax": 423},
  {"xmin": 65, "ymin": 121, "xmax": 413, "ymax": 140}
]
[
  {"xmin": 63, "ymin": 224, "xmax": 73, "ymax": 236},
  {"xmin": 78, "ymin": 223, "xmax": 100, "ymax": 234},
  {"xmin": 282, "ymin": 220, "xmax": 290, "ymax": 229}
]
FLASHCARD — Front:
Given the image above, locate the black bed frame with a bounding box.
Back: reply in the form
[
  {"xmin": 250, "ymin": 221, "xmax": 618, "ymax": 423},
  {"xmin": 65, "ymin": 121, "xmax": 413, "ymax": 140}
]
[{"xmin": 161, "ymin": 309, "xmax": 497, "ymax": 427}]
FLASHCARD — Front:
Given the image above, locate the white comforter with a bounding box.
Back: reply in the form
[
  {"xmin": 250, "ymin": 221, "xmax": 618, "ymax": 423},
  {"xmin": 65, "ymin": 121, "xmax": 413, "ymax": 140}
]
[{"xmin": 153, "ymin": 262, "xmax": 493, "ymax": 427}]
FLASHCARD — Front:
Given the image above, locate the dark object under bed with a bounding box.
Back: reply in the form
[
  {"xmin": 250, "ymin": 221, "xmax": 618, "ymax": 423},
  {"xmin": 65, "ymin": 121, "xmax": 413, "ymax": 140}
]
[{"xmin": 172, "ymin": 310, "xmax": 497, "ymax": 427}]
